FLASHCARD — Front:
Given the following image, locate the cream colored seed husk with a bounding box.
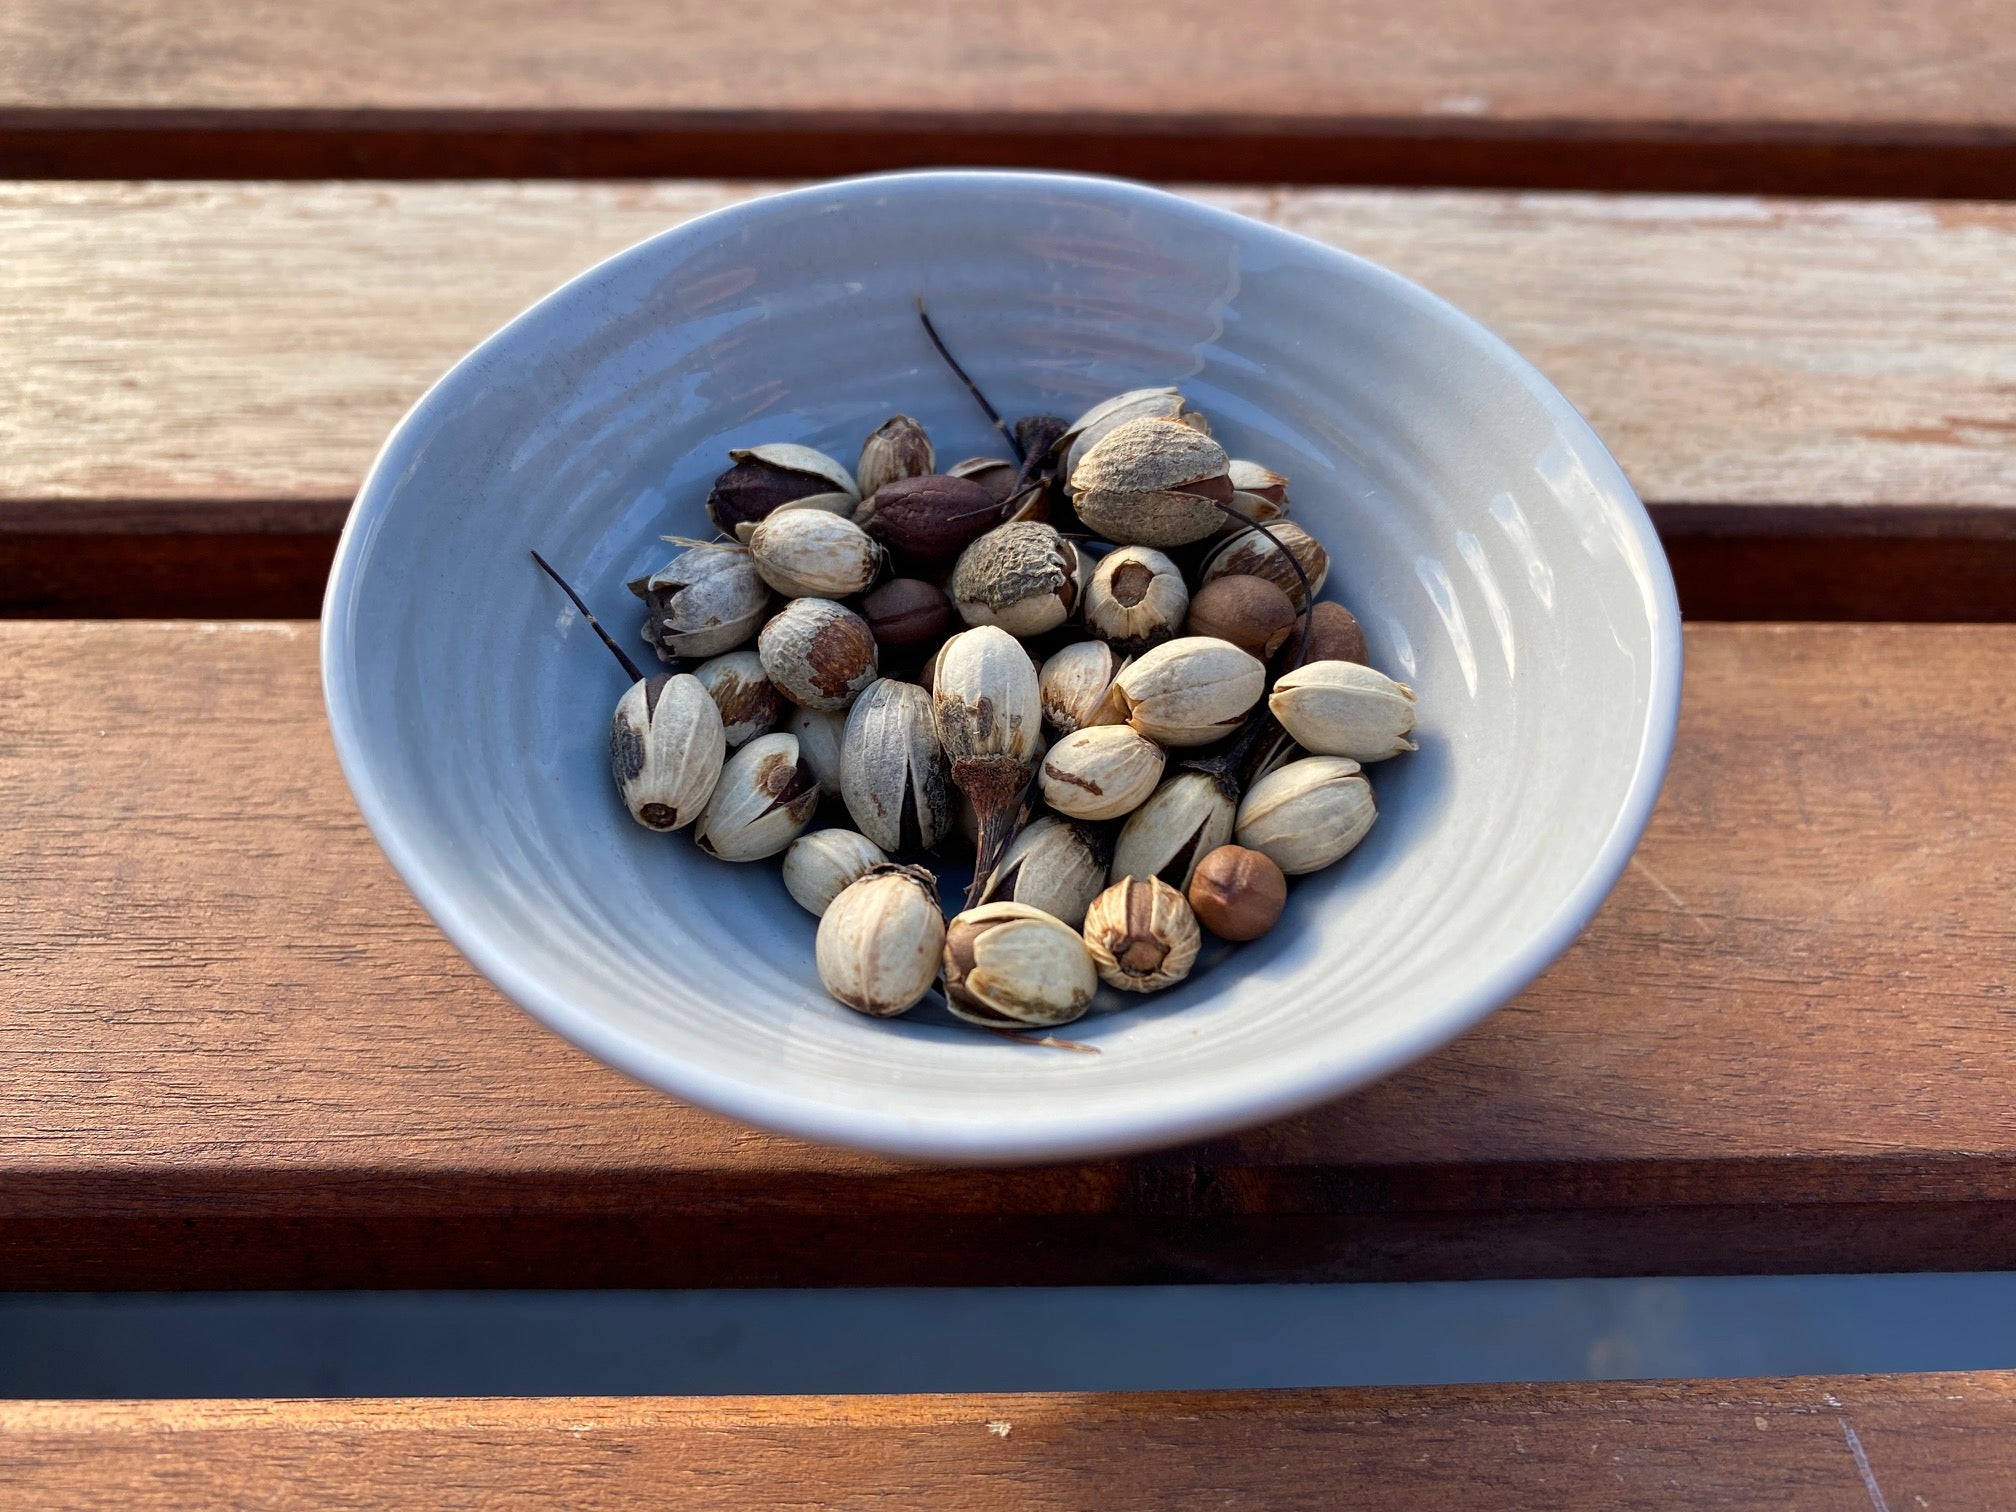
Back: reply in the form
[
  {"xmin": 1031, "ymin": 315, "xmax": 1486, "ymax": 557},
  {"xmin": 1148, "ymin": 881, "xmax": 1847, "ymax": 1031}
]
[
  {"xmin": 1113, "ymin": 635, "xmax": 1266, "ymax": 746},
  {"xmin": 1082, "ymin": 876, "xmax": 1202, "ymax": 992},
  {"xmin": 783, "ymin": 829, "xmax": 888, "ymax": 916},
  {"xmin": 746, "ymin": 509, "xmax": 881, "ymax": 599},
  {"xmin": 1039, "ymin": 723, "xmax": 1166, "ymax": 821},
  {"xmin": 1234, "ymin": 756, "xmax": 1377, "ymax": 875},
  {"xmin": 1038, "ymin": 640, "xmax": 1127, "ymax": 734},
  {"xmin": 1269, "ymin": 659, "xmax": 1419, "ymax": 762},
  {"xmin": 942, "ymin": 902, "xmax": 1099, "ymax": 1028},
  {"xmin": 977, "ymin": 815, "xmax": 1108, "ymax": 927},
  {"xmin": 609, "ymin": 673, "xmax": 726, "ymax": 832},
  {"xmin": 817, "ymin": 867, "xmax": 945, "ymax": 1017},
  {"xmin": 1110, "ymin": 771, "xmax": 1236, "ymax": 891}
]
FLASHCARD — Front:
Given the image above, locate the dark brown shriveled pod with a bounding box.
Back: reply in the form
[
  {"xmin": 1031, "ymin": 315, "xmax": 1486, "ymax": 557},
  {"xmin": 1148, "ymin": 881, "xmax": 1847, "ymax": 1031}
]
[{"xmin": 856, "ymin": 474, "xmax": 1004, "ymax": 564}]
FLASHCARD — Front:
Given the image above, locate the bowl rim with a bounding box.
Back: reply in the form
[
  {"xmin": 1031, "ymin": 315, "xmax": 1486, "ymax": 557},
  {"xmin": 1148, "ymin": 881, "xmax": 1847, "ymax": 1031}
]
[{"xmin": 322, "ymin": 168, "xmax": 1683, "ymax": 1164}]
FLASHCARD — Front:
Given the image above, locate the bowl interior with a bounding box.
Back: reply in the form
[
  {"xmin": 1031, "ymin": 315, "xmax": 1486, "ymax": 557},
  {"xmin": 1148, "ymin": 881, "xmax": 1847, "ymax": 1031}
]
[{"xmin": 324, "ymin": 172, "xmax": 1679, "ymax": 1161}]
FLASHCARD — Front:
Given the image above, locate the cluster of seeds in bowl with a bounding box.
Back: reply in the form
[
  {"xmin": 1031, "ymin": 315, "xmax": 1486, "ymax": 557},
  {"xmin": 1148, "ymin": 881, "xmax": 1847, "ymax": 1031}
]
[{"xmin": 536, "ymin": 315, "xmax": 1419, "ymax": 1037}]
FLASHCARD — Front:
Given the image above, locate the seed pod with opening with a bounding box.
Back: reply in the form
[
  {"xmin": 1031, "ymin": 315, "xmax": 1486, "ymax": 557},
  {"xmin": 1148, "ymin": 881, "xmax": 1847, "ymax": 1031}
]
[
  {"xmin": 941, "ymin": 902, "xmax": 1099, "ymax": 1029},
  {"xmin": 784, "ymin": 705, "xmax": 847, "ymax": 797},
  {"xmin": 746, "ymin": 510, "xmax": 881, "ymax": 600},
  {"xmin": 1055, "ymin": 387, "xmax": 1210, "ymax": 483},
  {"xmin": 840, "ymin": 679, "xmax": 954, "ymax": 854},
  {"xmin": 1112, "ymin": 636, "xmax": 1266, "ymax": 747},
  {"xmin": 816, "ymin": 864, "xmax": 946, "ymax": 1017},
  {"xmin": 693, "ymin": 650, "xmax": 782, "ymax": 747},
  {"xmin": 855, "ymin": 415, "xmax": 934, "ymax": 498},
  {"xmin": 1110, "ymin": 771, "xmax": 1237, "ymax": 891},
  {"xmin": 949, "ymin": 521, "xmax": 1084, "ymax": 637},
  {"xmin": 783, "ymin": 829, "xmax": 889, "ymax": 917},
  {"xmin": 705, "ymin": 443, "xmax": 859, "ymax": 538},
  {"xmin": 1082, "ymin": 876, "xmax": 1201, "ymax": 993},
  {"xmin": 857, "ymin": 473, "xmax": 1004, "ymax": 566},
  {"xmin": 1235, "ymin": 755, "xmax": 1375, "ymax": 875},
  {"xmin": 1227, "ymin": 460, "xmax": 1289, "ymax": 508},
  {"xmin": 1269, "ymin": 660, "xmax": 1418, "ymax": 761},
  {"xmin": 1040, "ymin": 724, "xmax": 1165, "ymax": 822},
  {"xmin": 757, "ymin": 598, "xmax": 878, "ymax": 711},
  {"xmin": 977, "ymin": 814, "xmax": 1109, "ymax": 928},
  {"xmin": 694, "ymin": 730, "xmax": 821, "ymax": 862},
  {"xmin": 1187, "ymin": 574, "xmax": 1296, "ymax": 660},
  {"xmin": 932, "ymin": 626, "xmax": 1043, "ymax": 898},
  {"xmin": 1085, "ymin": 544, "xmax": 1188, "ymax": 653},
  {"xmin": 629, "ymin": 544, "xmax": 771, "ymax": 661},
  {"xmin": 609, "ymin": 672, "xmax": 726, "ymax": 832},
  {"xmin": 1067, "ymin": 417, "xmax": 1233, "ymax": 548},
  {"xmin": 1038, "ymin": 641, "xmax": 1128, "ymax": 734},
  {"xmin": 1198, "ymin": 521, "xmax": 1329, "ymax": 610}
]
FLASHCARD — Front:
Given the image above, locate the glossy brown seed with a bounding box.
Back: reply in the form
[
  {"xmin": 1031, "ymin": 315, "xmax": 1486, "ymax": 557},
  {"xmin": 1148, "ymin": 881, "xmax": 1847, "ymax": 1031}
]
[
  {"xmin": 1186, "ymin": 844, "xmax": 1288, "ymax": 941},
  {"xmin": 1187, "ymin": 574, "xmax": 1297, "ymax": 660},
  {"xmin": 860, "ymin": 577, "xmax": 957, "ymax": 654},
  {"xmin": 1277, "ymin": 600, "xmax": 1371, "ymax": 667},
  {"xmin": 856, "ymin": 474, "xmax": 1004, "ymax": 564}
]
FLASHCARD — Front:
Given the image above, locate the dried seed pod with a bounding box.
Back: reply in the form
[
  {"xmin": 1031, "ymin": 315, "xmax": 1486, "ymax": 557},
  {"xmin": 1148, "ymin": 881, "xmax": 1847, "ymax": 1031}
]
[
  {"xmin": 694, "ymin": 731, "xmax": 821, "ymax": 862},
  {"xmin": 1082, "ymin": 876, "xmax": 1201, "ymax": 993},
  {"xmin": 949, "ymin": 521, "xmax": 1083, "ymax": 637},
  {"xmin": 693, "ymin": 650, "xmax": 782, "ymax": 747},
  {"xmin": 1055, "ymin": 387, "xmax": 1209, "ymax": 483},
  {"xmin": 947, "ymin": 455, "xmax": 1021, "ymax": 505},
  {"xmin": 1186, "ymin": 844, "xmax": 1287, "ymax": 941},
  {"xmin": 1269, "ymin": 660, "xmax": 1418, "ymax": 761},
  {"xmin": 609, "ymin": 672, "xmax": 726, "ymax": 832},
  {"xmin": 746, "ymin": 510, "xmax": 881, "ymax": 599},
  {"xmin": 976, "ymin": 815, "xmax": 1109, "ymax": 928},
  {"xmin": 1227, "ymin": 460, "xmax": 1289, "ymax": 506},
  {"xmin": 706, "ymin": 443, "xmax": 859, "ymax": 537},
  {"xmin": 1039, "ymin": 724, "xmax": 1165, "ymax": 822},
  {"xmin": 1186, "ymin": 573, "xmax": 1297, "ymax": 660},
  {"xmin": 1038, "ymin": 641, "xmax": 1128, "ymax": 734},
  {"xmin": 784, "ymin": 705, "xmax": 847, "ymax": 797},
  {"xmin": 860, "ymin": 577, "xmax": 956, "ymax": 656},
  {"xmin": 931, "ymin": 626, "xmax": 1043, "ymax": 897},
  {"xmin": 1067, "ymin": 417, "xmax": 1233, "ymax": 548},
  {"xmin": 1085, "ymin": 545, "xmax": 1188, "ymax": 654},
  {"xmin": 757, "ymin": 598, "xmax": 879, "ymax": 711},
  {"xmin": 783, "ymin": 828, "xmax": 889, "ymax": 917},
  {"xmin": 856, "ymin": 473, "xmax": 1004, "ymax": 565},
  {"xmin": 1199, "ymin": 521, "xmax": 1330, "ymax": 610},
  {"xmin": 1112, "ymin": 636, "xmax": 1266, "ymax": 747},
  {"xmin": 629, "ymin": 544, "xmax": 770, "ymax": 661},
  {"xmin": 1111, "ymin": 771, "xmax": 1236, "ymax": 891},
  {"xmin": 816, "ymin": 864, "xmax": 945, "ymax": 1017},
  {"xmin": 737, "ymin": 490, "xmax": 860, "ymax": 546},
  {"xmin": 941, "ymin": 901, "xmax": 1099, "ymax": 1029},
  {"xmin": 1235, "ymin": 756, "xmax": 1375, "ymax": 874},
  {"xmin": 855, "ymin": 415, "xmax": 934, "ymax": 498},
  {"xmin": 1276, "ymin": 600, "xmax": 1369, "ymax": 668},
  {"xmin": 840, "ymin": 678, "xmax": 954, "ymax": 853}
]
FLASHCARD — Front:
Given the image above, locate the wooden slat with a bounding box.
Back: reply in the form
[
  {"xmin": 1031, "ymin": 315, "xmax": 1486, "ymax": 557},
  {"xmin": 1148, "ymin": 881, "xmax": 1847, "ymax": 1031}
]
[
  {"xmin": 2, "ymin": 181, "xmax": 2013, "ymax": 617},
  {"xmin": 1, "ymin": 621, "xmax": 2013, "ymax": 1288},
  {"xmin": 4, "ymin": 1377, "xmax": 2014, "ymax": 1509},
  {"xmin": 0, "ymin": 0, "xmax": 2011, "ymax": 194}
]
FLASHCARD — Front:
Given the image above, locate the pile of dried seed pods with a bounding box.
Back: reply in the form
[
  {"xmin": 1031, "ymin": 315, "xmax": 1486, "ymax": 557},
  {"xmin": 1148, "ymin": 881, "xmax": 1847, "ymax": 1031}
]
[{"xmin": 540, "ymin": 341, "xmax": 1418, "ymax": 1037}]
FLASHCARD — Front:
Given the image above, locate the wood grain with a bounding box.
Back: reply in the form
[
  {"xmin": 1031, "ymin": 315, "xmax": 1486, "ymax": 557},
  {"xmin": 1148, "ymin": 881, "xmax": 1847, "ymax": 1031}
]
[
  {"xmin": 4, "ymin": 1376, "xmax": 2014, "ymax": 1509},
  {"xmin": 1, "ymin": 0, "xmax": 2012, "ymax": 194},
  {"xmin": 0, "ymin": 621, "xmax": 2013, "ymax": 1287}
]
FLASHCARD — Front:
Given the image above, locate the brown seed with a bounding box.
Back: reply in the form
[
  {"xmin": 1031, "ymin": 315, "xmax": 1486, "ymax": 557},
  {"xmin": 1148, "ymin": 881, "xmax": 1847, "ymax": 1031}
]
[
  {"xmin": 757, "ymin": 598, "xmax": 879, "ymax": 711},
  {"xmin": 1187, "ymin": 574, "xmax": 1296, "ymax": 659},
  {"xmin": 1277, "ymin": 600, "xmax": 1370, "ymax": 667},
  {"xmin": 1186, "ymin": 845, "xmax": 1288, "ymax": 941},
  {"xmin": 860, "ymin": 577, "xmax": 956, "ymax": 655},
  {"xmin": 856, "ymin": 474, "xmax": 1004, "ymax": 564}
]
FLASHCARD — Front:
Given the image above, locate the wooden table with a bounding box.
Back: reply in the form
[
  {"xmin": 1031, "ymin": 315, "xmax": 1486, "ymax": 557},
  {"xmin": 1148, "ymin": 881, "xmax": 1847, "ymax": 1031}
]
[{"xmin": 2, "ymin": 2, "xmax": 2013, "ymax": 1504}]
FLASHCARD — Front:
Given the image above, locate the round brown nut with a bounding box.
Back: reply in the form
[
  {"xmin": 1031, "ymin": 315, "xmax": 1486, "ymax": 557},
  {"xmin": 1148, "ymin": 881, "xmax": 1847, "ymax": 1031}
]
[
  {"xmin": 1186, "ymin": 574, "xmax": 1296, "ymax": 660},
  {"xmin": 1277, "ymin": 600, "xmax": 1369, "ymax": 667},
  {"xmin": 1186, "ymin": 845, "xmax": 1287, "ymax": 941},
  {"xmin": 855, "ymin": 474, "xmax": 1004, "ymax": 564},
  {"xmin": 860, "ymin": 577, "xmax": 956, "ymax": 655}
]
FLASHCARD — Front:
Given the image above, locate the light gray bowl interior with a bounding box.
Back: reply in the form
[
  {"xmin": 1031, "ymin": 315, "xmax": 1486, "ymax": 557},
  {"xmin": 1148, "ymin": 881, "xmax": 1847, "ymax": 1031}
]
[{"xmin": 324, "ymin": 172, "xmax": 1679, "ymax": 1162}]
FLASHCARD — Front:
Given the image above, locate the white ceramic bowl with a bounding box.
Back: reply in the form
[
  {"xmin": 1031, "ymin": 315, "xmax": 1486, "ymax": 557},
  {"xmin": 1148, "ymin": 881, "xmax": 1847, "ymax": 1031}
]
[{"xmin": 324, "ymin": 171, "xmax": 1680, "ymax": 1163}]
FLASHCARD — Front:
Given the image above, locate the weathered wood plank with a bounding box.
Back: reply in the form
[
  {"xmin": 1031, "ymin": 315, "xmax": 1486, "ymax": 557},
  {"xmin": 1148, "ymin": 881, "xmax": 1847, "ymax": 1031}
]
[
  {"xmin": 1, "ymin": 0, "xmax": 2012, "ymax": 193},
  {"xmin": 3, "ymin": 1377, "xmax": 2012, "ymax": 1509},
  {"xmin": 0, "ymin": 622, "xmax": 2011, "ymax": 1287}
]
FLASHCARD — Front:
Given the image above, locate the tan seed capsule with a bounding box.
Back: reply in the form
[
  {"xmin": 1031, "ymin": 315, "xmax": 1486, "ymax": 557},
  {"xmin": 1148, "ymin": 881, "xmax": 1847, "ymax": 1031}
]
[
  {"xmin": 1082, "ymin": 876, "xmax": 1201, "ymax": 992},
  {"xmin": 1038, "ymin": 640, "xmax": 1128, "ymax": 734},
  {"xmin": 694, "ymin": 731, "xmax": 821, "ymax": 862},
  {"xmin": 855, "ymin": 415, "xmax": 935, "ymax": 498},
  {"xmin": 941, "ymin": 902, "xmax": 1099, "ymax": 1029},
  {"xmin": 609, "ymin": 672, "xmax": 726, "ymax": 832},
  {"xmin": 1085, "ymin": 544, "xmax": 1188, "ymax": 653},
  {"xmin": 1269, "ymin": 660, "xmax": 1418, "ymax": 761},
  {"xmin": 1234, "ymin": 756, "xmax": 1376, "ymax": 875},
  {"xmin": 1198, "ymin": 522, "xmax": 1329, "ymax": 609},
  {"xmin": 693, "ymin": 650, "xmax": 782, "ymax": 747},
  {"xmin": 949, "ymin": 521, "xmax": 1083, "ymax": 637},
  {"xmin": 1055, "ymin": 387, "xmax": 1210, "ymax": 483},
  {"xmin": 1186, "ymin": 845, "xmax": 1287, "ymax": 941},
  {"xmin": 840, "ymin": 678, "xmax": 954, "ymax": 853},
  {"xmin": 1111, "ymin": 771, "xmax": 1236, "ymax": 891},
  {"xmin": 1112, "ymin": 635, "xmax": 1266, "ymax": 747},
  {"xmin": 1226, "ymin": 460, "xmax": 1289, "ymax": 506},
  {"xmin": 816, "ymin": 864, "xmax": 945, "ymax": 1017},
  {"xmin": 933, "ymin": 626, "xmax": 1043, "ymax": 893},
  {"xmin": 629, "ymin": 544, "xmax": 771, "ymax": 660},
  {"xmin": 757, "ymin": 598, "xmax": 879, "ymax": 711},
  {"xmin": 784, "ymin": 705, "xmax": 847, "ymax": 797},
  {"xmin": 746, "ymin": 509, "xmax": 881, "ymax": 599},
  {"xmin": 1068, "ymin": 416, "xmax": 1233, "ymax": 547},
  {"xmin": 977, "ymin": 815, "xmax": 1109, "ymax": 928},
  {"xmin": 1040, "ymin": 724, "xmax": 1165, "ymax": 821},
  {"xmin": 783, "ymin": 828, "xmax": 889, "ymax": 917}
]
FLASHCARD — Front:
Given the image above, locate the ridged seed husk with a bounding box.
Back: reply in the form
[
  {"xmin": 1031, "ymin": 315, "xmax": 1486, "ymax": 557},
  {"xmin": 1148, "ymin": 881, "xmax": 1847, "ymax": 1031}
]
[
  {"xmin": 816, "ymin": 864, "xmax": 945, "ymax": 1017},
  {"xmin": 856, "ymin": 415, "xmax": 935, "ymax": 498},
  {"xmin": 693, "ymin": 731, "xmax": 821, "ymax": 862},
  {"xmin": 1039, "ymin": 723, "xmax": 1165, "ymax": 821},
  {"xmin": 608, "ymin": 672, "xmax": 726, "ymax": 831},
  {"xmin": 1082, "ymin": 876, "xmax": 1202, "ymax": 992},
  {"xmin": 783, "ymin": 828, "xmax": 888, "ymax": 917},
  {"xmin": 1085, "ymin": 544, "xmax": 1188, "ymax": 653},
  {"xmin": 1112, "ymin": 635, "xmax": 1266, "ymax": 747},
  {"xmin": 1198, "ymin": 521, "xmax": 1330, "ymax": 609},
  {"xmin": 706, "ymin": 443, "xmax": 858, "ymax": 536},
  {"xmin": 840, "ymin": 678, "xmax": 954, "ymax": 853},
  {"xmin": 976, "ymin": 815, "xmax": 1110, "ymax": 928},
  {"xmin": 784, "ymin": 705, "xmax": 847, "ymax": 796},
  {"xmin": 1038, "ymin": 640, "xmax": 1128, "ymax": 734},
  {"xmin": 757, "ymin": 598, "xmax": 879, "ymax": 711},
  {"xmin": 746, "ymin": 509, "xmax": 881, "ymax": 599},
  {"xmin": 1055, "ymin": 387, "xmax": 1209, "ymax": 482},
  {"xmin": 629, "ymin": 544, "xmax": 771, "ymax": 661},
  {"xmin": 941, "ymin": 902, "xmax": 1099, "ymax": 1028},
  {"xmin": 1268, "ymin": 659, "xmax": 1418, "ymax": 761},
  {"xmin": 693, "ymin": 650, "xmax": 782, "ymax": 747},
  {"xmin": 1234, "ymin": 755, "xmax": 1376, "ymax": 875},
  {"xmin": 1110, "ymin": 771, "xmax": 1236, "ymax": 891}
]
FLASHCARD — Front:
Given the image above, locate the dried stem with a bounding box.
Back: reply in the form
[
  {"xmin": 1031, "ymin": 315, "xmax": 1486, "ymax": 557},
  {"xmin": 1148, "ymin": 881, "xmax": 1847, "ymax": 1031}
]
[
  {"xmin": 531, "ymin": 549, "xmax": 647, "ymax": 683},
  {"xmin": 955, "ymin": 757, "xmax": 1036, "ymax": 909},
  {"xmin": 915, "ymin": 295, "xmax": 1024, "ymax": 465}
]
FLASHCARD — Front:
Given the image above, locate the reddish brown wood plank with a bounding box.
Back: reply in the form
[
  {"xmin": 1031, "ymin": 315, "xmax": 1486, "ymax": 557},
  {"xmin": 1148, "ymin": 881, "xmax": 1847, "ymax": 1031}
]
[
  {"xmin": 1, "ymin": 0, "xmax": 2012, "ymax": 193},
  {"xmin": 0, "ymin": 622, "xmax": 2011, "ymax": 1287},
  {"xmin": 4, "ymin": 1377, "xmax": 2014, "ymax": 1509}
]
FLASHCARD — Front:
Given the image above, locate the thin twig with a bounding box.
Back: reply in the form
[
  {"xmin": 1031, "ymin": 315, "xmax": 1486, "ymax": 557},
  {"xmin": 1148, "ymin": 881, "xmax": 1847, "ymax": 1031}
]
[
  {"xmin": 531, "ymin": 549, "xmax": 646, "ymax": 683},
  {"xmin": 916, "ymin": 295, "xmax": 1024, "ymax": 464}
]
